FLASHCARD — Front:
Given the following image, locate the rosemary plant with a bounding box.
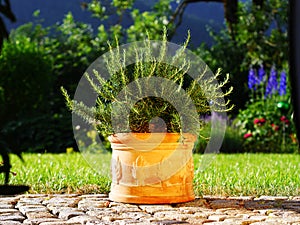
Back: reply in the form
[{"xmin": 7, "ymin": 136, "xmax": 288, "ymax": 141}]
[{"xmin": 61, "ymin": 30, "xmax": 233, "ymax": 137}]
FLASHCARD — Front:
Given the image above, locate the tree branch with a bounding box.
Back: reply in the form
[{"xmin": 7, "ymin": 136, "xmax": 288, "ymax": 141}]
[{"xmin": 0, "ymin": 0, "xmax": 16, "ymax": 22}]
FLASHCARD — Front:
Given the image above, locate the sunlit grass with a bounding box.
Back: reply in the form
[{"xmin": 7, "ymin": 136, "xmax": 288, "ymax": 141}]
[
  {"xmin": 7, "ymin": 153, "xmax": 111, "ymax": 194},
  {"xmin": 4, "ymin": 153, "xmax": 300, "ymax": 196},
  {"xmin": 193, "ymin": 153, "xmax": 300, "ymax": 196}
]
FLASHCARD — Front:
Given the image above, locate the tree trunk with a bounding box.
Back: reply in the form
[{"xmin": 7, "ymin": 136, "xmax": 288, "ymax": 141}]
[{"xmin": 0, "ymin": 0, "xmax": 16, "ymax": 51}]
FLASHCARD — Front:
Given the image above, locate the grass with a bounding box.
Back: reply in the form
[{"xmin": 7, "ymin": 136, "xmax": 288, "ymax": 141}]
[
  {"xmin": 6, "ymin": 153, "xmax": 111, "ymax": 194},
  {"xmin": 4, "ymin": 153, "xmax": 300, "ymax": 197},
  {"xmin": 193, "ymin": 154, "xmax": 300, "ymax": 196}
]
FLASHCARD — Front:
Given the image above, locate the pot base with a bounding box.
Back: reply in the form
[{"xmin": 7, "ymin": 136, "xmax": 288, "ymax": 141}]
[
  {"xmin": 109, "ymin": 162, "xmax": 195, "ymax": 204},
  {"xmin": 108, "ymin": 133, "xmax": 196, "ymax": 204},
  {"xmin": 109, "ymin": 192, "xmax": 194, "ymax": 205}
]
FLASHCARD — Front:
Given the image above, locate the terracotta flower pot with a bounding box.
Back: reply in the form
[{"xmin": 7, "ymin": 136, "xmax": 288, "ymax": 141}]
[{"xmin": 108, "ymin": 132, "xmax": 196, "ymax": 204}]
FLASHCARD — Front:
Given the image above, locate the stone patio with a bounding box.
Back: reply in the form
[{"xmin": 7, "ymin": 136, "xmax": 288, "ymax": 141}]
[{"xmin": 0, "ymin": 194, "xmax": 299, "ymax": 224}]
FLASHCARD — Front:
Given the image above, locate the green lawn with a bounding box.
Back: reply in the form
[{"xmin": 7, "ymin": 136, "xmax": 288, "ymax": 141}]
[
  {"xmin": 5, "ymin": 153, "xmax": 300, "ymax": 197},
  {"xmin": 193, "ymin": 154, "xmax": 300, "ymax": 196}
]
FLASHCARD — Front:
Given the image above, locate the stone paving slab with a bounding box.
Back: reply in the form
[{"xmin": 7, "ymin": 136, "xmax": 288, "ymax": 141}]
[{"xmin": 0, "ymin": 194, "xmax": 299, "ymax": 225}]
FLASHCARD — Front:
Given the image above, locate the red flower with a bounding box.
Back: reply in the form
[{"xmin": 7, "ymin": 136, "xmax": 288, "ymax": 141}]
[
  {"xmin": 271, "ymin": 123, "xmax": 279, "ymax": 131},
  {"xmin": 280, "ymin": 116, "xmax": 289, "ymax": 125},
  {"xmin": 244, "ymin": 133, "xmax": 253, "ymax": 139},
  {"xmin": 280, "ymin": 116, "xmax": 287, "ymax": 121},
  {"xmin": 259, "ymin": 118, "xmax": 266, "ymax": 124},
  {"xmin": 254, "ymin": 118, "xmax": 266, "ymax": 125},
  {"xmin": 254, "ymin": 118, "xmax": 260, "ymax": 124}
]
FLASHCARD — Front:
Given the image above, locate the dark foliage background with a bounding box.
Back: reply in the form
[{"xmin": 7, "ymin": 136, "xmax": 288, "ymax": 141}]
[{"xmin": 0, "ymin": 0, "xmax": 291, "ymax": 153}]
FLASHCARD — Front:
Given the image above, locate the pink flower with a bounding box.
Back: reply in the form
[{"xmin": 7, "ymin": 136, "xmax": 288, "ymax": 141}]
[{"xmin": 244, "ymin": 133, "xmax": 253, "ymax": 139}]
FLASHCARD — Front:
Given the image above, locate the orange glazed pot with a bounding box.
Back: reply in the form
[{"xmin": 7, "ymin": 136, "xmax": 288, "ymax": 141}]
[{"xmin": 108, "ymin": 133, "xmax": 196, "ymax": 204}]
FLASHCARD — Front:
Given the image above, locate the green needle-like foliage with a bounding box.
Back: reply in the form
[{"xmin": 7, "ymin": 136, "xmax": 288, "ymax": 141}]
[{"xmin": 62, "ymin": 29, "xmax": 233, "ymax": 137}]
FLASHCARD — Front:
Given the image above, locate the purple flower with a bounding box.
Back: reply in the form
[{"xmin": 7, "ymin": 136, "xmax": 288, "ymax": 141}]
[
  {"xmin": 265, "ymin": 67, "xmax": 278, "ymax": 98},
  {"xmin": 279, "ymin": 70, "xmax": 287, "ymax": 96},
  {"xmin": 248, "ymin": 68, "xmax": 258, "ymax": 90},
  {"xmin": 258, "ymin": 65, "xmax": 266, "ymax": 83}
]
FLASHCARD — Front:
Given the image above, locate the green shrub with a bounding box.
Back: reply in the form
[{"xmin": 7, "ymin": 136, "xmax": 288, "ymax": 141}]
[
  {"xmin": 197, "ymin": 0, "xmax": 288, "ymax": 113},
  {"xmin": 0, "ymin": 34, "xmax": 53, "ymax": 122},
  {"xmin": 194, "ymin": 121, "xmax": 243, "ymax": 154},
  {"xmin": 0, "ymin": 22, "xmax": 77, "ymax": 153},
  {"xmin": 2, "ymin": 113, "xmax": 75, "ymax": 153},
  {"xmin": 234, "ymin": 66, "xmax": 298, "ymax": 153},
  {"xmin": 220, "ymin": 124, "xmax": 244, "ymax": 153},
  {"xmin": 48, "ymin": 13, "xmax": 95, "ymax": 91},
  {"xmin": 235, "ymin": 101, "xmax": 297, "ymax": 153}
]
